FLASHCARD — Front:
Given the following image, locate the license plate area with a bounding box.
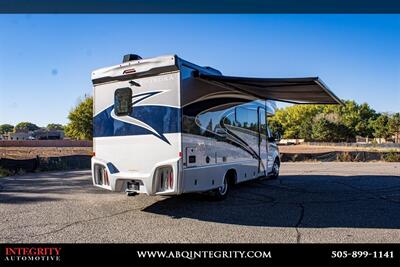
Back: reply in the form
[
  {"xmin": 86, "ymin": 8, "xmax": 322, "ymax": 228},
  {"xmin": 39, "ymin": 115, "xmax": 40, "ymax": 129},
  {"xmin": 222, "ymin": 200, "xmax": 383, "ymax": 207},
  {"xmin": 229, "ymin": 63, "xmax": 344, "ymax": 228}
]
[{"xmin": 127, "ymin": 181, "xmax": 141, "ymax": 191}]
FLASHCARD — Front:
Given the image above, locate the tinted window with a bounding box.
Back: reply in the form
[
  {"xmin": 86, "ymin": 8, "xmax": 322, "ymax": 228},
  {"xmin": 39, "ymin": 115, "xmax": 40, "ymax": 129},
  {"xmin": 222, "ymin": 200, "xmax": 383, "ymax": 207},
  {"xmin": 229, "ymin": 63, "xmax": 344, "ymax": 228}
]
[
  {"xmin": 223, "ymin": 111, "xmax": 236, "ymax": 127},
  {"xmin": 114, "ymin": 87, "xmax": 132, "ymax": 116},
  {"xmin": 235, "ymin": 107, "xmax": 258, "ymax": 132}
]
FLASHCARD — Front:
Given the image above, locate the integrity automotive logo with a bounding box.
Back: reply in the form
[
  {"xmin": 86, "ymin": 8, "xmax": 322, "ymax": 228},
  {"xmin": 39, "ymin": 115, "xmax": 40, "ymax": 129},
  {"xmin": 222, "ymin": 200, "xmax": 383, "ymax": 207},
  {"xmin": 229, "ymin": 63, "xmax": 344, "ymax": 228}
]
[{"xmin": 3, "ymin": 247, "xmax": 62, "ymax": 262}]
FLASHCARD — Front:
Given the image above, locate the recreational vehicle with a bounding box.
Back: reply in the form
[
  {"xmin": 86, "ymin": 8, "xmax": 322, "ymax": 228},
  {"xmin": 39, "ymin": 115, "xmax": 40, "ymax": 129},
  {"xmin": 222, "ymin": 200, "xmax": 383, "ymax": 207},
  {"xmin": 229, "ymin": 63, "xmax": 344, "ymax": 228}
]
[{"xmin": 91, "ymin": 54, "xmax": 342, "ymax": 199}]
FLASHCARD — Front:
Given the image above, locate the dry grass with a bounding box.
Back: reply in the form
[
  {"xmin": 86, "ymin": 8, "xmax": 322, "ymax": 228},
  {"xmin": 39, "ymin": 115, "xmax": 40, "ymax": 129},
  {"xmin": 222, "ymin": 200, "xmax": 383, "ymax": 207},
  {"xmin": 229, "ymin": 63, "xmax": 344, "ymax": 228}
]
[{"xmin": 0, "ymin": 147, "xmax": 93, "ymax": 160}]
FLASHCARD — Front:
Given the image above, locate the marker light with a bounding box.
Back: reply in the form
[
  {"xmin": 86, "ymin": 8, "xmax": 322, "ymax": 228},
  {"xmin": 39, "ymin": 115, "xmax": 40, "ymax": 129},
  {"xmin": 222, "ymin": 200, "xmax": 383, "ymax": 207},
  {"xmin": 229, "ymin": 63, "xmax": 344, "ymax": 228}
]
[{"xmin": 123, "ymin": 68, "xmax": 136, "ymax": 74}]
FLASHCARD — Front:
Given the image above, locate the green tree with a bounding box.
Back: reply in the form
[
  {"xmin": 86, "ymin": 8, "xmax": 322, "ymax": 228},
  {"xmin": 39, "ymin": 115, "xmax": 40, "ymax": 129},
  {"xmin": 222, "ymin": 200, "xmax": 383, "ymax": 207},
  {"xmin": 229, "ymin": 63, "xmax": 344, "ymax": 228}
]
[
  {"xmin": 268, "ymin": 118, "xmax": 283, "ymax": 137},
  {"xmin": 322, "ymin": 100, "xmax": 376, "ymax": 138},
  {"xmin": 388, "ymin": 113, "xmax": 400, "ymax": 142},
  {"xmin": 269, "ymin": 100, "xmax": 379, "ymax": 142},
  {"xmin": 65, "ymin": 96, "xmax": 93, "ymax": 140},
  {"xmin": 311, "ymin": 118, "xmax": 337, "ymax": 142},
  {"xmin": 0, "ymin": 124, "xmax": 14, "ymax": 134},
  {"xmin": 14, "ymin": 122, "xmax": 39, "ymax": 133},
  {"xmin": 355, "ymin": 103, "xmax": 377, "ymax": 137},
  {"xmin": 370, "ymin": 114, "xmax": 391, "ymax": 139},
  {"xmin": 299, "ymin": 120, "xmax": 313, "ymax": 141},
  {"xmin": 307, "ymin": 113, "xmax": 343, "ymax": 142},
  {"xmin": 268, "ymin": 105, "xmax": 324, "ymax": 139},
  {"xmin": 46, "ymin": 123, "xmax": 64, "ymax": 131}
]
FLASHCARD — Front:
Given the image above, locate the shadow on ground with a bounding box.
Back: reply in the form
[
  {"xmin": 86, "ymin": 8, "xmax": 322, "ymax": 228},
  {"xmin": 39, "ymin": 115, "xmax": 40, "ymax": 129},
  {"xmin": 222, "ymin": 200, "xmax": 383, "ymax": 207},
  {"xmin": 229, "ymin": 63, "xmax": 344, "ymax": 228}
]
[
  {"xmin": 0, "ymin": 170, "xmax": 108, "ymax": 204},
  {"xmin": 143, "ymin": 175, "xmax": 400, "ymax": 229}
]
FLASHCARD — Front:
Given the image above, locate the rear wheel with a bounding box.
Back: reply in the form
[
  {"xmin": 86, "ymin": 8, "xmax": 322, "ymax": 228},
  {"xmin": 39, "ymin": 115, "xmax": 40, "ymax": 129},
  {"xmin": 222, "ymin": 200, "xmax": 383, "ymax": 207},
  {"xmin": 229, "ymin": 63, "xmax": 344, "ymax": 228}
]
[
  {"xmin": 270, "ymin": 158, "xmax": 280, "ymax": 179},
  {"xmin": 210, "ymin": 174, "xmax": 229, "ymax": 201}
]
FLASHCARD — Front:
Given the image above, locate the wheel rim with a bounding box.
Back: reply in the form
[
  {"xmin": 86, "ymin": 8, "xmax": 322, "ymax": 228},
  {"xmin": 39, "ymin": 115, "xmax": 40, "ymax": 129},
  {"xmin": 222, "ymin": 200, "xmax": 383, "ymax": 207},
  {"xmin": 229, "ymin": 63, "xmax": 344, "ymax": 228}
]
[
  {"xmin": 273, "ymin": 162, "xmax": 279, "ymax": 175},
  {"xmin": 218, "ymin": 177, "xmax": 228, "ymax": 195}
]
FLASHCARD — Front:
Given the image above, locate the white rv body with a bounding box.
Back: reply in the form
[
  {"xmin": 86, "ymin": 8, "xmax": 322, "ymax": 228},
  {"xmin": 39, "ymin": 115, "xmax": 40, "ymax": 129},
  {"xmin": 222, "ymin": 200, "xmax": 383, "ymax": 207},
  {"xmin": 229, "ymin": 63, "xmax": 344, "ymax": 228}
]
[
  {"xmin": 92, "ymin": 56, "xmax": 182, "ymax": 195},
  {"xmin": 91, "ymin": 54, "xmax": 341, "ymax": 197}
]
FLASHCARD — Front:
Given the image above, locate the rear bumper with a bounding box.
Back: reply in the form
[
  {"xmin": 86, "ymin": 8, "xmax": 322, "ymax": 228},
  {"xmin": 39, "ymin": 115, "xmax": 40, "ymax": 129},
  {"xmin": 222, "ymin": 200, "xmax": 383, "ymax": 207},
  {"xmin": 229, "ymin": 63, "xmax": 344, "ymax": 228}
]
[{"xmin": 91, "ymin": 157, "xmax": 182, "ymax": 196}]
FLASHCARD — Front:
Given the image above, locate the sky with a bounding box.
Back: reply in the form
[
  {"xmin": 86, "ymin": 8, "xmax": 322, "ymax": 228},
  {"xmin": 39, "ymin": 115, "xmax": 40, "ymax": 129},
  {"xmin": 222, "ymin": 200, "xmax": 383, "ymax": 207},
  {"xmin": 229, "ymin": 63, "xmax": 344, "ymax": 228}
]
[{"xmin": 0, "ymin": 14, "xmax": 399, "ymax": 126}]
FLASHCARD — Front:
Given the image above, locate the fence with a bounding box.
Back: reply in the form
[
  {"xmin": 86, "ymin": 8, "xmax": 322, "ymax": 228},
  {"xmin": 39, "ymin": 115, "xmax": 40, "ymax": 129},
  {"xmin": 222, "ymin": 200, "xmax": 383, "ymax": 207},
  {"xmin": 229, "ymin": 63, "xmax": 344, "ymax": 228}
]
[
  {"xmin": 0, "ymin": 155, "xmax": 91, "ymax": 173},
  {"xmin": 280, "ymin": 151, "xmax": 400, "ymax": 162},
  {"xmin": 303, "ymin": 142, "xmax": 400, "ymax": 149}
]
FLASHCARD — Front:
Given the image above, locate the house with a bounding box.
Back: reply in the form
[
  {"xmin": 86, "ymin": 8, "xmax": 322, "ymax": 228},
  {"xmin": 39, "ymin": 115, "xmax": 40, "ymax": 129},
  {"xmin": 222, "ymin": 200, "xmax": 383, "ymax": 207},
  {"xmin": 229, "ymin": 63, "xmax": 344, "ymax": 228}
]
[
  {"xmin": 9, "ymin": 131, "xmax": 34, "ymax": 140},
  {"xmin": 34, "ymin": 129, "xmax": 64, "ymax": 140}
]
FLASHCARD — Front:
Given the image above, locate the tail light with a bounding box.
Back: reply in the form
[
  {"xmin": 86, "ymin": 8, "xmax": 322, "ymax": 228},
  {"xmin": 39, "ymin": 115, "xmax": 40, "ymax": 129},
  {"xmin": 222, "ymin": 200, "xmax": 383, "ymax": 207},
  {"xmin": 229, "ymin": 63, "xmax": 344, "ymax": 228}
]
[
  {"xmin": 158, "ymin": 166, "xmax": 173, "ymax": 191},
  {"xmin": 103, "ymin": 168, "xmax": 109, "ymax": 186},
  {"xmin": 94, "ymin": 164, "xmax": 109, "ymax": 186}
]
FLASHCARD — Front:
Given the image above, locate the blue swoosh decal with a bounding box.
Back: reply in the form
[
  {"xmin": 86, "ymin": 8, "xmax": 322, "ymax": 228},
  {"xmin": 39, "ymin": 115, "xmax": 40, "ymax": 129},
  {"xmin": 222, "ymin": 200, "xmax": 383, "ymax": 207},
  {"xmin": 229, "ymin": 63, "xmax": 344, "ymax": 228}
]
[{"xmin": 93, "ymin": 91, "xmax": 180, "ymax": 144}]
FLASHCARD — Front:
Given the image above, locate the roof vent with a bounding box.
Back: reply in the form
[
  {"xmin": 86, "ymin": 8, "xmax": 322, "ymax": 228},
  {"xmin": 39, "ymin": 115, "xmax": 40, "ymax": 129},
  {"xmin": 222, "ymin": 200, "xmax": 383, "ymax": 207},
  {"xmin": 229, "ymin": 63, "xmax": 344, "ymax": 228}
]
[{"xmin": 123, "ymin": 54, "xmax": 142, "ymax": 63}]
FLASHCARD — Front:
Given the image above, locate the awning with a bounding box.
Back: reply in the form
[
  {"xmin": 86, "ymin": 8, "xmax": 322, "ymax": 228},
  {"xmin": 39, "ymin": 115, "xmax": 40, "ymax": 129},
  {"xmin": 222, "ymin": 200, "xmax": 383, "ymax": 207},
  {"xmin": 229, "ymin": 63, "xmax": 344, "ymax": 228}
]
[{"xmin": 197, "ymin": 74, "xmax": 343, "ymax": 105}]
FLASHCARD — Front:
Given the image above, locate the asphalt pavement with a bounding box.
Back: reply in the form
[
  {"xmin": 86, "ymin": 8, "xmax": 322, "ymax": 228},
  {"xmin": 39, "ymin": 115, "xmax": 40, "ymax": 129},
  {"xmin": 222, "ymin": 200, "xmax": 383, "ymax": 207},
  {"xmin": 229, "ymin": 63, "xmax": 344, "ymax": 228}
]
[{"xmin": 0, "ymin": 162, "xmax": 399, "ymax": 243}]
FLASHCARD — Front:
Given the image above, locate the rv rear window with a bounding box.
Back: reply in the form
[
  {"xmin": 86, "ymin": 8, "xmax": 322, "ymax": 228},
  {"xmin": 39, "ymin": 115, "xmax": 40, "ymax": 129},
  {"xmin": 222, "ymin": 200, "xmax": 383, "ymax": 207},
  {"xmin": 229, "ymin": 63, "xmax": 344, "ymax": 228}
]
[{"xmin": 114, "ymin": 87, "xmax": 132, "ymax": 116}]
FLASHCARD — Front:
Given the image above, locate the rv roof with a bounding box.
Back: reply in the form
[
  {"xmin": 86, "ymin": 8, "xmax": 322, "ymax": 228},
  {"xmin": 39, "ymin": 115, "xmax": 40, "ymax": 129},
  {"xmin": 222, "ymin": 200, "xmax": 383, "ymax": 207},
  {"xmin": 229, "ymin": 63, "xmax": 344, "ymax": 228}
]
[{"xmin": 92, "ymin": 55, "xmax": 177, "ymax": 83}]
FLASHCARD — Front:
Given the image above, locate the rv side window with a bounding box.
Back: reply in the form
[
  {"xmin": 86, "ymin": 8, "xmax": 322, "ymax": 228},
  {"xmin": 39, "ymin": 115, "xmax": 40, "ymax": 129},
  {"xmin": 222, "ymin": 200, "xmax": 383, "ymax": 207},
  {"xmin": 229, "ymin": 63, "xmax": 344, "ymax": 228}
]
[
  {"xmin": 223, "ymin": 111, "xmax": 236, "ymax": 127},
  {"xmin": 114, "ymin": 88, "xmax": 132, "ymax": 116},
  {"xmin": 235, "ymin": 107, "xmax": 258, "ymax": 132}
]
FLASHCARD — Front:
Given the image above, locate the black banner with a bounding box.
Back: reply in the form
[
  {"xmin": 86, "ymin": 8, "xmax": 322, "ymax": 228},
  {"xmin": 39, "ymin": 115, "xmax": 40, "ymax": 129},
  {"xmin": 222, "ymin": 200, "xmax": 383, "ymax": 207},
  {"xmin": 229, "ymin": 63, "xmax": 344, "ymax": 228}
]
[
  {"xmin": 0, "ymin": 244, "xmax": 399, "ymax": 266},
  {"xmin": 0, "ymin": 0, "xmax": 399, "ymax": 13}
]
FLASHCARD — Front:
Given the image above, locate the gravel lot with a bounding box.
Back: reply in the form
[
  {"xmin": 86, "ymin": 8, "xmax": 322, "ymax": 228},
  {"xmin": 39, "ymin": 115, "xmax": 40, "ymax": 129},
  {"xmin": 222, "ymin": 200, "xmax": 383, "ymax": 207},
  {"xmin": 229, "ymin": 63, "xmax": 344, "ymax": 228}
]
[{"xmin": 0, "ymin": 162, "xmax": 399, "ymax": 243}]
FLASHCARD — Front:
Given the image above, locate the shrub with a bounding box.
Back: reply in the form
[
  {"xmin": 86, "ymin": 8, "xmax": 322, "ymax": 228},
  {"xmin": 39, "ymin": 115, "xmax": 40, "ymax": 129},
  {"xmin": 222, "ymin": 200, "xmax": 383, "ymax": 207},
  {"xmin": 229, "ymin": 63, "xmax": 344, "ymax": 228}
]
[{"xmin": 383, "ymin": 151, "xmax": 400, "ymax": 162}]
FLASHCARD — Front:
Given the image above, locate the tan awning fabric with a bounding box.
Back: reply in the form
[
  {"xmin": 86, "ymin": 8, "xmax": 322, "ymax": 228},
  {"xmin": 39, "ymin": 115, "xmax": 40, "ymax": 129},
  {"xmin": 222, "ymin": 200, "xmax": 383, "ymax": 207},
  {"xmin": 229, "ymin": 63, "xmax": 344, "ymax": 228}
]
[{"xmin": 197, "ymin": 74, "xmax": 343, "ymax": 105}]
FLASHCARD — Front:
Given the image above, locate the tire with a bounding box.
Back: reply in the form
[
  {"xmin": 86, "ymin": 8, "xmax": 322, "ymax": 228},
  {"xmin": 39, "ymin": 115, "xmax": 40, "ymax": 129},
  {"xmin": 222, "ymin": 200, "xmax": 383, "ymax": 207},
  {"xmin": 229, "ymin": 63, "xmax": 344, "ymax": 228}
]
[
  {"xmin": 270, "ymin": 158, "xmax": 280, "ymax": 179},
  {"xmin": 210, "ymin": 174, "xmax": 229, "ymax": 201}
]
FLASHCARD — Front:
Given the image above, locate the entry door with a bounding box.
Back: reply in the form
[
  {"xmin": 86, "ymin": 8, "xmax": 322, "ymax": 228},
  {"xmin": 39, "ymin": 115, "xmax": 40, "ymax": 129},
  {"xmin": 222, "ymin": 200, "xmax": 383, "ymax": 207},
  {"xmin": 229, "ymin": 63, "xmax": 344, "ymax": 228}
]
[{"xmin": 258, "ymin": 107, "xmax": 267, "ymax": 175}]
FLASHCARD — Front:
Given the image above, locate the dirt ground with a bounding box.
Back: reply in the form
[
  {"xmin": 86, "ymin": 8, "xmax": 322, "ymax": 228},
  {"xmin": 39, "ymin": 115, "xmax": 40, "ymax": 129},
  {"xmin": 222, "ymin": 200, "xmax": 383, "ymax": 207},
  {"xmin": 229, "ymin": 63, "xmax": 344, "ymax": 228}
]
[
  {"xmin": 1, "ymin": 144, "xmax": 398, "ymax": 160},
  {"xmin": 0, "ymin": 147, "xmax": 93, "ymax": 159}
]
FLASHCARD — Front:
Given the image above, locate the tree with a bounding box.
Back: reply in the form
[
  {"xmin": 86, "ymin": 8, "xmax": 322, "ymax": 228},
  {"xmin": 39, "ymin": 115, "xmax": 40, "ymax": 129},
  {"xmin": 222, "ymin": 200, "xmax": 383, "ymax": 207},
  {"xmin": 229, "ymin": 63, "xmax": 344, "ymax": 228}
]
[
  {"xmin": 46, "ymin": 123, "xmax": 64, "ymax": 131},
  {"xmin": 370, "ymin": 114, "xmax": 391, "ymax": 139},
  {"xmin": 268, "ymin": 100, "xmax": 380, "ymax": 142},
  {"xmin": 311, "ymin": 113, "xmax": 350, "ymax": 142},
  {"xmin": 268, "ymin": 118, "xmax": 283, "ymax": 137},
  {"xmin": 355, "ymin": 103, "xmax": 377, "ymax": 137},
  {"xmin": 65, "ymin": 96, "xmax": 93, "ymax": 140},
  {"xmin": 322, "ymin": 100, "xmax": 376, "ymax": 138},
  {"xmin": 299, "ymin": 120, "xmax": 313, "ymax": 141},
  {"xmin": 14, "ymin": 122, "xmax": 39, "ymax": 132},
  {"xmin": 0, "ymin": 124, "xmax": 14, "ymax": 134},
  {"xmin": 311, "ymin": 117, "xmax": 337, "ymax": 142},
  {"xmin": 388, "ymin": 113, "xmax": 400, "ymax": 143},
  {"xmin": 268, "ymin": 105, "xmax": 324, "ymax": 139}
]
